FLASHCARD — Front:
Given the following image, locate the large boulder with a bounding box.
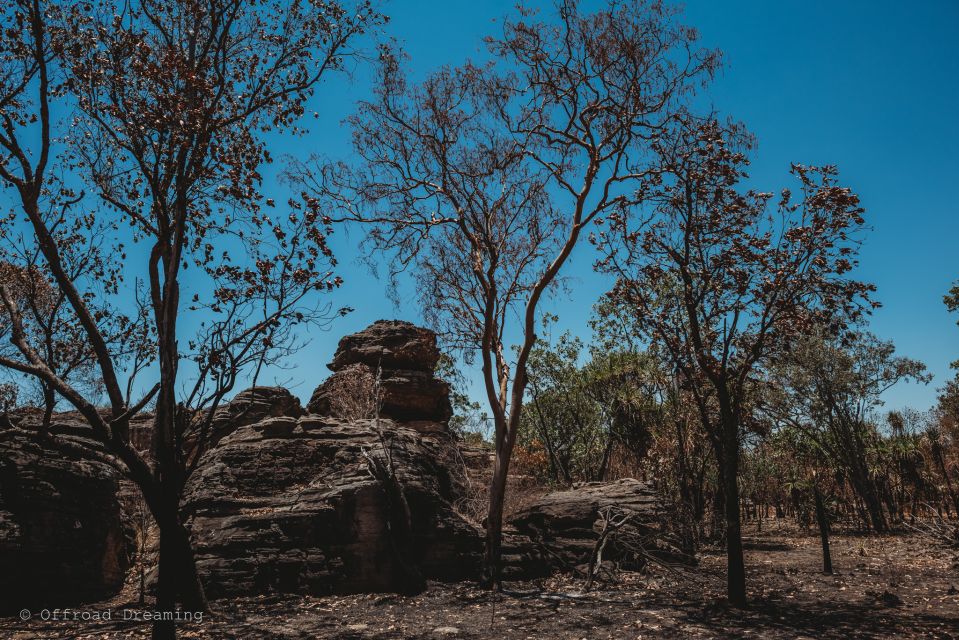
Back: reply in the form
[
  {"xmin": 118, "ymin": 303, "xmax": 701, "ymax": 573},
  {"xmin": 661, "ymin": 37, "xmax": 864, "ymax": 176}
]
[
  {"xmin": 181, "ymin": 416, "xmax": 481, "ymax": 598},
  {"xmin": 183, "ymin": 386, "xmax": 305, "ymax": 455},
  {"xmin": 0, "ymin": 428, "xmax": 131, "ymax": 613},
  {"xmin": 508, "ymin": 479, "xmax": 687, "ymax": 573}
]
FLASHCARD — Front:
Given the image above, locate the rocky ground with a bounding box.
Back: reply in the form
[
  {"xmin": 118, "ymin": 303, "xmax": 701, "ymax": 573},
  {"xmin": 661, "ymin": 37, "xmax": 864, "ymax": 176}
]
[{"xmin": 3, "ymin": 524, "xmax": 957, "ymax": 639}]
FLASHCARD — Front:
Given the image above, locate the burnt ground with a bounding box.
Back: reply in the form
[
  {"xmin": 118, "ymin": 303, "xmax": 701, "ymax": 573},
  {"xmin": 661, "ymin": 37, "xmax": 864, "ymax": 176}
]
[{"xmin": 3, "ymin": 524, "xmax": 958, "ymax": 639}]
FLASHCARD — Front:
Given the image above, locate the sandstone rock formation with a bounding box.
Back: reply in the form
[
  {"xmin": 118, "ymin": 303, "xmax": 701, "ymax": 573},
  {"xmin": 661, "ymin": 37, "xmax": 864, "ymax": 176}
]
[
  {"xmin": 181, "ymin": 321, "xmax": 482, "ymax": 598},
  {"xmin": 327, "ymin": 320, "xmax": 442, "ymax": 372},
  {"xmin": 0, "ymin": 428, "xmax": 131, "ymax": 613},
  {"xmin": 307, "ymin": 320, "xmax": 452, "ymax": 424},
  {"xmin": 508, "ymin": 478, "xmax": 688, "ymax": 573},
  {"xmin": 183, "ymin": 386, "xmax": 305, "ymax": 456},
  {"xmin": 0, "ymin": 320, "xmax": 684, "ymax": 608}
]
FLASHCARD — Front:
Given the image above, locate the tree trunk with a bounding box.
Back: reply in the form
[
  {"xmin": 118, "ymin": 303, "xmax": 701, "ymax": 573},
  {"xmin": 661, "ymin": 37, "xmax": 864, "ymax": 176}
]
[
  {"xmin": 711, "ymin": 439, "xmax": 727, "ymax": 542},
  {"xmin": 843, "ymin": 434, "xmax": 887, "ymax": 533},
  {"xmin": 813, "ymin": 485, "xmax": 833, "ymax": 574},
  {"xmin": 722, "ymin": 426, "xmax": 746, "ymax": 607},
  {"xmin": 932, "ymin": 445, "xmax": 959, "ymax": 518},
  {"xmin": 596, "ymin": 434, "xmax": 615, "ymax": 482},
  {"xmin": 39, "ymin": 384, "xmax": 55, "ymax": 439},
  {"xmin": 152, "ymin": 499, "xmax": 207, "ymax": 640},
  {"xmin": 154, "ymin": 512, "xmax": 177, "ymax": 640},
  {"xmin": 481, "ymin": 437, "xmax": 511, "ymax": 590},
  {"xmin": 852, "ymin": 472, "xmax": 887, "ymax": 533}
]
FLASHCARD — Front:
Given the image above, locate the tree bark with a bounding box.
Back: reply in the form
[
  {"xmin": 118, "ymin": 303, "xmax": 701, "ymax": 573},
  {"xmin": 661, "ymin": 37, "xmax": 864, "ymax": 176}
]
[
  {"xmin": 813, "ymin": 485, "xmax": 833, "ymax": 574},
  {"xmin": 39, "ymin": 384, "xmax": 54, "ymax": 440},
  {"xmin": 850, "ymin": 468, "xmax": 887, "ymax": 533},
  {"xmin": 710, "ymin": 437, "xmax": 728, "ymax": 542},
  {"xmin": 481, "ymin": 430, "xmax": 512, "ymax": 590},
  {"xmin": 722, "ymin": 421, "xmax": 746, "ymax": 607},
  {"xmin": 152, "ymin": 505, "xmax": 207, "ymax": 640},
  {"xmin": 932, "ymin": 445, "xmax": 959, "ymax": 519}
]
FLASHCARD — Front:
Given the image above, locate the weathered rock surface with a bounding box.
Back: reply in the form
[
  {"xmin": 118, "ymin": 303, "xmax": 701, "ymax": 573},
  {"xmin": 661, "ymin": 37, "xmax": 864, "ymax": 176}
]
[
  {"xmin": 306, "ymin": 321, "xmax": 452, "ymax": 423},
  {"xmin": 0, "ymin": 428, "xmax": 131, "ymax": 613},
  {"xmin": 307, "ymin": 364, "xmax": 452, "ymax": 423},
  {"xmin": 182, "ymin": 417, "xmax": 481, "ymax": 597},
  {"xmin": 508, "ymin": 478, "xmax": 687, "ymax": 573},
  {"xmin": 6, "ymin": 407, "xmax": 155, "ymax": 454},
  {"xmin": 184, "ymin": 386, "xmax": 305, "ymax": 455},
  {"xmin": 328, "ymin": 320, "xmax": 442, "ymax": 372},
  {"xmin": 183, "ymin": 321, "xmax": 480, "ymax": 598},
  {"xmin": 510, "ymin": 479, "xmax": 659, "ymax": 534}
]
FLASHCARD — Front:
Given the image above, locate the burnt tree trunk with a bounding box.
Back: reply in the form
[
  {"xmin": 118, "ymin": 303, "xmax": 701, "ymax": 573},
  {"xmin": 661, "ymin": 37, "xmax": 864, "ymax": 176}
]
[
  {"xmin": 150, "ymin": 244, "xmax": 207, "ymax": 640},
  {"xmin": 721, "ymin": 420, "xmax": 746, "ymax": 608},
  {"xmin": 932, "ymin": 443, "xmax": 959, "ymax": 519},
  {"xmin": 813, "ymin": 485, "xmax": 833, "ymax": 574},
  {"xmin": 851, "ymin": 470, "xmax": 888, "ymax": 533},
  {"xmin": 39, "ymin": 383, "xmax": 55, "ymax": 440}
]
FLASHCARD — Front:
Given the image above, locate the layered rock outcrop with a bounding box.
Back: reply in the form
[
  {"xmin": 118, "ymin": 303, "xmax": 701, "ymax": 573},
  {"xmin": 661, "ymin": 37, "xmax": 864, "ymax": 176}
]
[
  {"xmin": 183, "ymin": 386, "xmax": 305, "ymax": 455},
  {"xmin": 508, "ymin": 478, "xmax": 688, "ymax": 572},
  {"xmin": 0, "ymin": 319, "xmax": 683, "ymax": 609},
  {"xmin": 182, "ymin": 321, "xmax": 481, "ymax": 598},
  {"xmin": 307, "ymin": 320, "xmax": 452, "ymax": 424},
  {"xmin": 0, "ymin": 429, "xmax": 131, "ymax": 613}
]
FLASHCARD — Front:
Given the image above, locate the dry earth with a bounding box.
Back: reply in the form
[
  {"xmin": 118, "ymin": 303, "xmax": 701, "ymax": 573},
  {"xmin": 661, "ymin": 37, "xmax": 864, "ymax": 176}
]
[{"xmin": 3, "ymin": 525, "xmax": 957, "ymax": 639}]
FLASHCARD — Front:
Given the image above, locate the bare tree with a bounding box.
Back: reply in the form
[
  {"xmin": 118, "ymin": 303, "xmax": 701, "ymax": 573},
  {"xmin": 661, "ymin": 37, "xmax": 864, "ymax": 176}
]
[
  {"xmin": 0, "ymin": 1, "xmax": 381, "ymax": 637},
  {"xmin": 293, "ymin": 0, "xmax": 717, "ymax": 587}
]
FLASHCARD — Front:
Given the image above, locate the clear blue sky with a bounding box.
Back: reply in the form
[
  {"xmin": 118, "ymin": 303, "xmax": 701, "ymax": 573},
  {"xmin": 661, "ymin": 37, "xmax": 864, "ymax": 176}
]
[{"xmin": 255, "ymin": 0, "xmax": 959, "ymax": 412}]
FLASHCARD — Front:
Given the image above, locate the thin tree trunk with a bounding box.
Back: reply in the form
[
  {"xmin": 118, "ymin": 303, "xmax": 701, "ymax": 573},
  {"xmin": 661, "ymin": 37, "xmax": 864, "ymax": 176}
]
[
  {"xmin": 722, "ymin": 424, "xmax": 746, "ymax": 607},
  {"xmin": 596, "ymin": 434, "xmax": 615, "ymax": 482},
  {"xmin": 933, "ymin": 445, "xmax": 959, "ymax": 518},
  {"xmin": 528, "ymin": 383, "xmax": 570, "ymax": 485},
  {"xmin": 39, "ymin": 384, "xmax": 54, "ymax": 439},
  {"xmin": 853, "ymin": 472, "xmax": 888, "ymax": 533},
  {"xmin": 813, "ymin": 485, "xmax": 833, "ymax": 574},
  {"xmin": 482, "ymin": 433, "xmax": 511, "ymax": 590}
]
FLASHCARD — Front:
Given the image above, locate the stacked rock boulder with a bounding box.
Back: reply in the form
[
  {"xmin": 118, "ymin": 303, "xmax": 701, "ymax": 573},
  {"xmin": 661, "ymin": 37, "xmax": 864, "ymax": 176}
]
[
  {"xmin": 306, "ymin": 320, "xmax": 453, "ymax": 426},
  {"xmin": 181, "ymin": 321, "xmax": 483, "ymax": 598},
  {"xmin": 0, "ymin": 427, "xmax": 131, "ymax": 613}
]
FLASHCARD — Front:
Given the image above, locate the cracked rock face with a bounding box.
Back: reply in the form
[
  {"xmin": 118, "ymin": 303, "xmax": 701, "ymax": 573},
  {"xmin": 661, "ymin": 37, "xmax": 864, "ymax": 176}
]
[
  {"xmin": 182, "ymin": 321, "xmax": 481, "ymax": 598},
  {"xmin": 507, "ymin": 478, "xmax": 688, "ymax": 572},
  {"xmin": 182, "ymin": 417, "xmax": 482, "ymax": 598},
  {"xmin": 307, "ymin": 321, "xmax": 452, "ymax": 423},
  {"xmin": 0, "ymin": 428, "xmax": 130, "ymax": 613},
  {"xmin": 327, "ymin": 320, "xmax": 442, "ymax": 373}
]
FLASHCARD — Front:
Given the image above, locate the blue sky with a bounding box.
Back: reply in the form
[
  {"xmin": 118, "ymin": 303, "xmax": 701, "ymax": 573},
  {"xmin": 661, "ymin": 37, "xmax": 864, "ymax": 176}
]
[{"xmin": 249, "ymin": 0, "xmax": 959, "ymax": 411}]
